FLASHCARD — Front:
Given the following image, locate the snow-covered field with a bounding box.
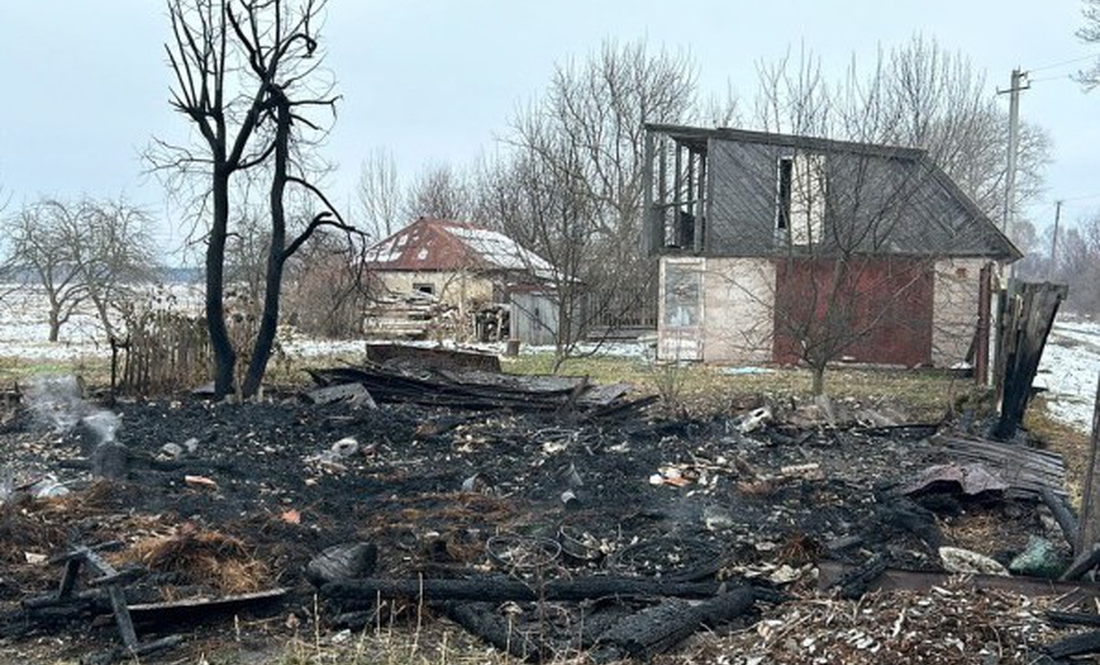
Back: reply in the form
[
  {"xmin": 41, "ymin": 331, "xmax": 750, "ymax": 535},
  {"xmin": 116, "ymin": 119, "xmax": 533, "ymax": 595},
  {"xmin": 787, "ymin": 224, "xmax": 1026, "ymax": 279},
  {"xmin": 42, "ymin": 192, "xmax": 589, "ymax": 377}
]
[
  {"xmin": 0, "ymin": 283, "xmax": 366, "ymax": 362},
  {"xmin": 1035, "ymin": 317, "xmax": 1100, "ymax": 433},
  {"xmin": 0, "ymin": 285, "xmax": 132, "ymax": 362}
]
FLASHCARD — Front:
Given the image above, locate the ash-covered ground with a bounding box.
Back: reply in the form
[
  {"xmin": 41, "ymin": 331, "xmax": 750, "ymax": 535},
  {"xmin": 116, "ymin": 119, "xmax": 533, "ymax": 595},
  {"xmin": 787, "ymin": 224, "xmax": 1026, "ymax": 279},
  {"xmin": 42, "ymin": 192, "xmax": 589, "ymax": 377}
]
[{"xmin": 0, "ymin": 378, "xmax": 1073, "ymax": 662}]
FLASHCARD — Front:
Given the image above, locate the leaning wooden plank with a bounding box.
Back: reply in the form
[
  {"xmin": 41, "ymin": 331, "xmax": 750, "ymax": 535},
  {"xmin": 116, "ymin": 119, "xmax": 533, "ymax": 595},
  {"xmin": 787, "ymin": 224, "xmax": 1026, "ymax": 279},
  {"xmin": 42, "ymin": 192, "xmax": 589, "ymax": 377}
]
[
  {"xmin": 589, "ymin": 588, "xmax": 757, "ymax": 662},
  {"xmin": 994, "ymin": 283, "xmax": 1067, "ymax": 439},
  {"xmin": 321, "ymin": 576, "xmax": 728, "ymax": 603},
  {"xmin": 1075, "ymin": 372, "xmax": 1100, "ymax": 555}
]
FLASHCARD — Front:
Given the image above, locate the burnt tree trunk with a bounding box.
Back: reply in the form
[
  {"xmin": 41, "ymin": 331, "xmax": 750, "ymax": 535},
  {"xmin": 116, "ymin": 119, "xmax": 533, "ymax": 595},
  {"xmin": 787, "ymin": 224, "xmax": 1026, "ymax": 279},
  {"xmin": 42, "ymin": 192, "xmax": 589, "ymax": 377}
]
[
  {"xmin": 242, "ymin": 89, "xmax": 291, "ymax": 399},
  {"xmin": 208, "ymin": 166, "xmax": 237, "ymax": 398}
]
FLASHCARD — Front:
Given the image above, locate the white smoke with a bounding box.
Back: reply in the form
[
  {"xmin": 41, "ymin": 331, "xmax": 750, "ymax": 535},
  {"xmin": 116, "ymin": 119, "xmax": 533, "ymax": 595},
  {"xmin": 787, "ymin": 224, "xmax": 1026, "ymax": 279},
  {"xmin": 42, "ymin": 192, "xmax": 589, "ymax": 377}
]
[
  {"xmin": 81, "ymin": 410, "xmax": 120, "ymax": 444},
  {"xmin": 22, "ymin": 375, "xmax": 120, "ymax": 446},
  {"xmin": 23, "ymin": 375, "xmax": 89, "ymax": 432}
]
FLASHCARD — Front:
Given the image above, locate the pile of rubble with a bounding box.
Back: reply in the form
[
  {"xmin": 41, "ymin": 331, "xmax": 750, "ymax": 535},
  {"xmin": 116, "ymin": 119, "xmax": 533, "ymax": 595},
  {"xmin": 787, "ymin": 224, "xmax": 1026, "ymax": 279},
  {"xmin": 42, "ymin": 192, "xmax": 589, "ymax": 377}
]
[{"xmin": 0, "ymin": 358, "xmax": 1098, "ymax": 663}]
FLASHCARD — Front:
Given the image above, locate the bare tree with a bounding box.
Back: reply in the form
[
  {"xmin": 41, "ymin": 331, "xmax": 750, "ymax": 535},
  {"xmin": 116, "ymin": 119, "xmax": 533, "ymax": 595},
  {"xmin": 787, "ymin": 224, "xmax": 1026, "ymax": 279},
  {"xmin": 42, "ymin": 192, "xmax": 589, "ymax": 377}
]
[
  {"xmin": 749, "ymin": 149, "xmax": 942, "ymax": 395},
  {"xmin": 151, "ymin": 0, "xmax": 276, "ymax": 397},
  {"xmin": 533, "ymin": 40, "xmax": 697, "ymax": 240},
  {"xmin": 1049, "ymin": 213, "xmax": 1100, "ymax": 315},
  {"xmin": 478, "ymin": 146, "xmax": 597, "ymax": 369},
  {"xmin": 752, "ymin": 37, "xmax": 1051, "ymax": 230},
  {"xmin": 78, "ymin": 198, "xmax": 162, "ymax": 340},
  {"xmin": 403, "ymin": 162, "xmax": 471, "ymax": 221},
  {"xmin": 487, "ymin": 38, "xmax": 698, "ymax": 364},
  {"xmin": 283, "ymin": 229, "xmax": 373, "ymax": 338},
  {"xmin": 1078, "ymin": 0, "xmax": 1100, "ymax": 88},
  {"xmin": 0, "ymin": 198, "xmax": 160, "ymax": 342},
  {"xmin": 153, "ymin": 0, "xmax": 355, "ymax": 398},
  {"xmin": 228, "ymin": 3, "xmax": 359, "ymax": 398},
  {"xmin": 356, "ymin": 147, "xmax": 403, "ymax": 239},
  {"xmin": 1, "ymin": 201, "xmax": 87, "ymax": 342}
]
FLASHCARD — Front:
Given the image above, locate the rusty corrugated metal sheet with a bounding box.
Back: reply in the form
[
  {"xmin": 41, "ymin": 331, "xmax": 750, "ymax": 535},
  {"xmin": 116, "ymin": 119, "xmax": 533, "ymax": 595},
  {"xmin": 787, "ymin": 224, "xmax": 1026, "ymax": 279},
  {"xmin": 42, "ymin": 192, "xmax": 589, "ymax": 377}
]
[
  {"xmin": 362, "ymin": 218, "xmax": 479, "ymax": 271},
  {"xmin": 362, "ymin": 217, "xmax": 555, "ymax": 276}
]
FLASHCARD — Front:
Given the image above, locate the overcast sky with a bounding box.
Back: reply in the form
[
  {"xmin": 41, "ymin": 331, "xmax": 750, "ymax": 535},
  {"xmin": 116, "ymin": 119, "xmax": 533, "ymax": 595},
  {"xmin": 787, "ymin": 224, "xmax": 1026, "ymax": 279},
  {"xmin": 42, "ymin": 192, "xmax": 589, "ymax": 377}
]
[{"xmin": 0, "ymin": 1, "xmax": 1096, "ymax": 261}]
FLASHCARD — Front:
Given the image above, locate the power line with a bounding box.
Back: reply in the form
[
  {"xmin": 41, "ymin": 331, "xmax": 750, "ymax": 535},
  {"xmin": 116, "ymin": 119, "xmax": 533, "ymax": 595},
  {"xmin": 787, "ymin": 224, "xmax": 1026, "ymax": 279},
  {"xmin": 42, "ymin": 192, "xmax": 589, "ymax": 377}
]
[
  {"xmin": 1029, "ymin": 52, "xmax": 1100, "ymax": 73},
  {"xmin": 1029, "ymin": 73, "xmax": 1074, "ymax": 84}
]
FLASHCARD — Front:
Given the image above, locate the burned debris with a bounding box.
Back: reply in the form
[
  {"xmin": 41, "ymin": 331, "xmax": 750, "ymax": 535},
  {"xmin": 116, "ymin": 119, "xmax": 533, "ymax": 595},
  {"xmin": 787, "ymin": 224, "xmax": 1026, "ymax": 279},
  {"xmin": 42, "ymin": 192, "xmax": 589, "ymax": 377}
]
[{"xmin": 1, "ymin": 357, "xmax": 1099, "ymax": 664}]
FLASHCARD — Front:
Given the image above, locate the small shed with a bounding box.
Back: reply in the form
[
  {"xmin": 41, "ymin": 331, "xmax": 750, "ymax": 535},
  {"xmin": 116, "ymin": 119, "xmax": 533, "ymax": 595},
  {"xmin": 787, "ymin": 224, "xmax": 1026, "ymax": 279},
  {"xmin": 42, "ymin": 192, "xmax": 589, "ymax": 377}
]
[{"xmin": 362, "ymin": 217, "xmax": 560, "ymax": 343}]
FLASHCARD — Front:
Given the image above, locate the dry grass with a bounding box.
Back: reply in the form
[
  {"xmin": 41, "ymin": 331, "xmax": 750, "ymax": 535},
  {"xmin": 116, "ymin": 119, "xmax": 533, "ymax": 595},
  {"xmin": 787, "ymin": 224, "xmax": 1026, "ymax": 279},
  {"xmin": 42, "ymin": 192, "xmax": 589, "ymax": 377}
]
[
  {"xmin": 505, "ymin": 352, "xmax": 969, "ymax": 420},
  {"xmin": 273, "ymin": 623, "xmax": 520, "ymax": 665},
  {"xmin": 0, "ymin": 497, "xmax": 69, "ymax": 564},
  {"xmin": 126, "ymin": 522, "xmax": 269, "ymax": 594}
]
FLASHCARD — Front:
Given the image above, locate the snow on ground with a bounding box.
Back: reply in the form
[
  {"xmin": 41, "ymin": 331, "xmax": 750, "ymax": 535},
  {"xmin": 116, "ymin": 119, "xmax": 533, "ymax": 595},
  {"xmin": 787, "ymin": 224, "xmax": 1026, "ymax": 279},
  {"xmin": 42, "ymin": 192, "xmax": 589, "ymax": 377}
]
[
  {"xmin": 1035, "ymin": 315, "xmax": 1100, "ymax": 433},
  {"xmin": 520, "ymin": 340, "xmax": 654, "ymax": 360},
  {"xmin": 0, "ymin": 286, "xmax": 110, "ymax": 362},
  {"xmin": 3, "ymin": 281, "xmax": 1097, "ymax": 433}
]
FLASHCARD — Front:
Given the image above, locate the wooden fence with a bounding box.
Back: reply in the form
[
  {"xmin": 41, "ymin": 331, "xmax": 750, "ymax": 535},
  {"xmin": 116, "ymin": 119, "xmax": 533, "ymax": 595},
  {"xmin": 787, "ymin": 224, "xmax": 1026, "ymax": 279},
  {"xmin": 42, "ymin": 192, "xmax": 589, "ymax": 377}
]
[{"xmin": 113, "ymin": 309, "xmax": 211, "ymax": 396}]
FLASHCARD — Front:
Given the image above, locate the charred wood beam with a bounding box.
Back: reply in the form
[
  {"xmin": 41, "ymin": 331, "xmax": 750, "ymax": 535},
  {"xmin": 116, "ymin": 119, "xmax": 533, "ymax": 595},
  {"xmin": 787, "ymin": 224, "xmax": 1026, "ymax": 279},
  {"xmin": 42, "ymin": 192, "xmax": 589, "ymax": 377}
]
[
  {"xmin": 321, "ymin": 576, "xmax": 734, "ymax": 603},
  {"xmin": 590, "ymin": 588, "xmax": 757, "ymax": 662},
  {"xmin": 832, "ymin": 552, "xmax": 888, "ymax": 599},
  {"xmin": 1046, "ymin": 610, "xmax": 1100, "ymax": 627},
  {"xmin": 444, "ymin": 602, "xmax": 548, "ymax": 661},
  {"xmin": 818, "ymin": 560, "xmax": 1100, "ymax": 600}
]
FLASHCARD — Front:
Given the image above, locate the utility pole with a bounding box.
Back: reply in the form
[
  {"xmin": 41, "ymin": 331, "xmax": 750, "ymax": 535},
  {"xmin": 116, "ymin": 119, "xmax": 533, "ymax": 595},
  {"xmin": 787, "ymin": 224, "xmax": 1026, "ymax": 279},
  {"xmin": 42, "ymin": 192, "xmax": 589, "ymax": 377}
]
[
  {"xmin": 999, "ymin": 68, "xmax": 1029, "ymax": 278},
  {"xmin": 1051, "ymin": 200, "xmax": 1063, "ymax": 270}
]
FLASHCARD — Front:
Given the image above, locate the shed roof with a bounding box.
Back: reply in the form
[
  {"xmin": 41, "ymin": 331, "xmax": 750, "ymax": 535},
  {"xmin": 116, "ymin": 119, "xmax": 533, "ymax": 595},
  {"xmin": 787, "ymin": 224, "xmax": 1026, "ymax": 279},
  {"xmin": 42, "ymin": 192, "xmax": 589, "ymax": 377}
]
[{"xmin": 363, "ymin": 217, "xmax": 556, "ymax": 277}]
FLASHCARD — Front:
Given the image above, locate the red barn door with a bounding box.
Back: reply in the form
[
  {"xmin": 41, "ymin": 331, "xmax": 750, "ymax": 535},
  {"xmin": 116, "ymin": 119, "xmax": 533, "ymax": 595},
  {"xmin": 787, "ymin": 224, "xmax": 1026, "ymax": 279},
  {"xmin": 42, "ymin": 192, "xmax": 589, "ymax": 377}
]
[{"xmin": 772, "ymin": 257, "xmax": 933, "ymax": 367}]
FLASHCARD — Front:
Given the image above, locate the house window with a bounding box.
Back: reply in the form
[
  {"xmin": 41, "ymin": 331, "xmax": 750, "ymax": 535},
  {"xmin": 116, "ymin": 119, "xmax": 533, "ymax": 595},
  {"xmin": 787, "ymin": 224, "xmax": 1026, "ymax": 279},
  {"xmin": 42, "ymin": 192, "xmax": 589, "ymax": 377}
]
[
  {"xmin": 776, "ymin": 153, "xmax": 826, "ymax": 246},
  {"xmin": 776, "ymin": 157, "xmax": 793, "ymax": 232},
  {"xmin": 413, "ymin": 283, "xmax": 435, "ymax": 296},
  {"xmin": 663, "ymin": 262, "xmax": 702, "ymax": 327}
]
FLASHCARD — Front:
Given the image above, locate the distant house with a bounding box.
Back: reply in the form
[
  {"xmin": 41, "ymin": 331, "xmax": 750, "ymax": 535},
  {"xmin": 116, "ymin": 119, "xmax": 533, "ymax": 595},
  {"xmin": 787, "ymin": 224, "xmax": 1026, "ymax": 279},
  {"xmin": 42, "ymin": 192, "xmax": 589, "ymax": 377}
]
[
  {"xmin": 362, "ymin": 217, "xmax": 560, "ymax": 344},
  {"xmin": 643, "ymin": 124, "xmax": 1021, "ymax": 369}
]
